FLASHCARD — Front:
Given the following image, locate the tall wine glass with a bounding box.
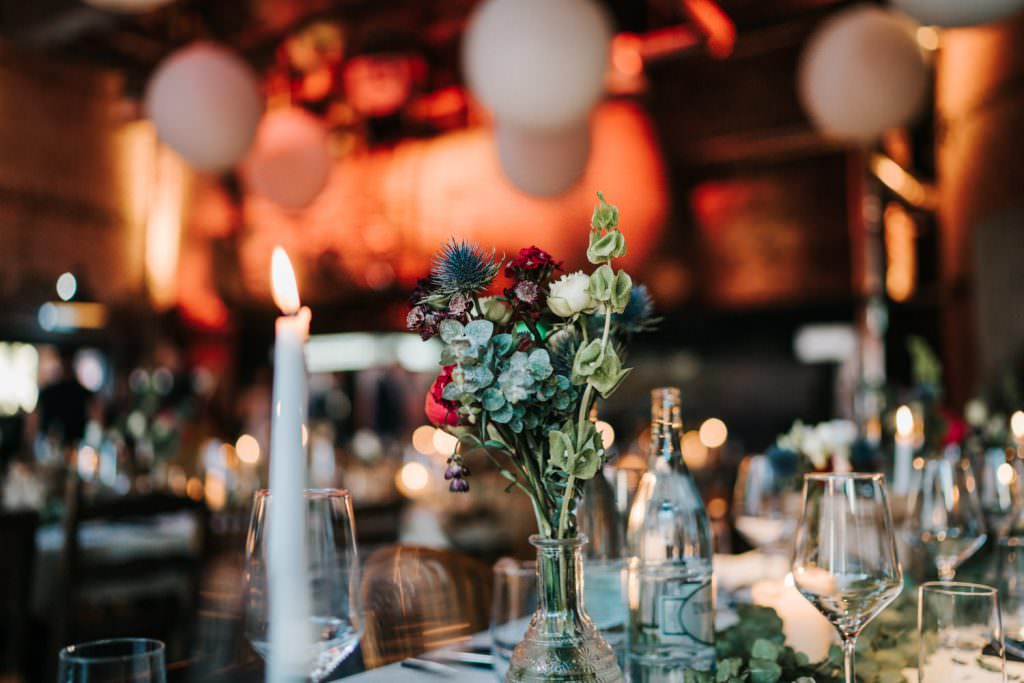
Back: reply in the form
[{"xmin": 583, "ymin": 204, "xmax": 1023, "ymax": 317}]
[
  {"xmin": 792, "ymin": 473, "xmax": 903, "ymax": 683},
  {"xmin": 907, "ymin": 448, "xmax": 988, "ymax": 580},
  {"xmin": 244, "ymin": 489, "xmax": 362, "ymax": 682},
  {"xmin": 733, "ymin": 454, "xmax": 799, "ymax": 555}
]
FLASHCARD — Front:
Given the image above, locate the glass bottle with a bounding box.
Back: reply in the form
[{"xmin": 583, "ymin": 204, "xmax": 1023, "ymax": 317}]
[
  {"xmin": 626, "ymin": 387, "xmax": 715, "ymax": 680},
  {"xmin": 506, "ymin": 535, "xmax": 625, "ymax": 683}
]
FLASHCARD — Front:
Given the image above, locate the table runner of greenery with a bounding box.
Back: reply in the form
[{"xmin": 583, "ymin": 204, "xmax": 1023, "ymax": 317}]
[{"xmin": 685, "ymin": 594, "xmax": 918, "ymax": 683}]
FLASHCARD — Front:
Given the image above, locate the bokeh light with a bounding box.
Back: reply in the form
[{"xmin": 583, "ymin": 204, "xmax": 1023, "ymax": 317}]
[
  {"xmin": 236, "ymin": 434, "xmax": 261, "ymax": 464},
  {"xmin": 412, "ymin": 425, "xmax": 437, "ymax": 455},
  {"xmin": 432, "ymin": 428, "xmax": 458, "ymax": 455},
  {"xmin": 56, "ymin": 272, "xmax": 77, "ymax": 301},
  {"xmin": 699, "ymin": 418, "xmax": 728, "ymax": 449}
]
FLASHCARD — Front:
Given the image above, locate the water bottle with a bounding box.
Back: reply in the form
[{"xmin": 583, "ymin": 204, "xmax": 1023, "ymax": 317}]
[{"xmin": 626, "ymin": 387, "xmax": 715, "ymax": 681}]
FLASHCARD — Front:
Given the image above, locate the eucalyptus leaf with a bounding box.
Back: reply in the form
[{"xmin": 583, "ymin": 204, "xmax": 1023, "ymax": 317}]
[
  {"xmin": 482, "ymin": 387, "xmax": 505, "ymax": 411},
  {"xmin": 439, "ymin": 319, "xmax": 463, "ymax": 343},
  {"xmin": 464, "ymin": 319, "xmax": 494, "ymax": 347},
  {"xmin": 492, "ymin": 333, "xmax": 516, "ymax": 357}
]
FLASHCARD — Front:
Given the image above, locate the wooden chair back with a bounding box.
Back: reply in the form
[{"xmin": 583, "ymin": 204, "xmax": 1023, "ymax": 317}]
[{"xmin": 359, "ymin": 545, "xmax": 492, "ymax": 669}]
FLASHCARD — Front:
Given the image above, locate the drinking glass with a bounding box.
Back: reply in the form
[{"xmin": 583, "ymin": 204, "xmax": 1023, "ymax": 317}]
[
  {"xmin": 976, "ymin": 448, "xmax": 1018, "ymax": 537},
  {"xmin": 733, "ymin": 454, "xmax": 799, "ymax": 555},
  {"xmin": 907, "ymin": 448, "xmax": 988, "ymax": 580},
  {"xmin": 490, "ymin": 558, "xmax": 538, "ymax": 681},
  {"xmin": 244, "ymin": 489, "xmax": 362, "ymax": 682},
  {"xmin": 792, "ymin": 473, "xmax": 903, "ymax": 683},
  {"xmin": 918, "ymin": 582, "xmax": 1005, "ymax": 682},
  {"xmin": 989, "ymin": 538, "xmax": 1024, "ymax": 648},
  {"xmin": 57, "ymin": 638, "xmax": 166, "ymax": 683}
]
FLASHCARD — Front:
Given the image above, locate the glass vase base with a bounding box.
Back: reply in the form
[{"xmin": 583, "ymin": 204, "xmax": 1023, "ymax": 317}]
[{"xmin": 506, "ymin": 637, "xmax": 624, "ymax": 683}]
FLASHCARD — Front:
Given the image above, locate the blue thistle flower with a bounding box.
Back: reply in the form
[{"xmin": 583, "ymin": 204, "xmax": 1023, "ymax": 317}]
[
  {"xmin": 616, "ymin": 285, "xmax": 658, "ymax": 333},
  {"xmin": 430, "ymin": 240, "xmax": 501, "ymax": 297}
]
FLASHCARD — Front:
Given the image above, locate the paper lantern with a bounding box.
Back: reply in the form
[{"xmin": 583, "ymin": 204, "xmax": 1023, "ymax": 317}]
[
  {"xmin": 242, "ymin": 109, "xmax": 331, "ymax": 209},
  {"xmin": 463, "ymin": 0, "xmax": 611, "ymax": 131},
  {"xmin": 145, "ymin": 42, "xmax": 263, "ymax": 171},
  {"xmin": 495, "ymin": 124, "xmax": 591, "ymax": 197},
  {"xmin": 892, "ymin": 0, "xmax": 1024, "ymax": 27},
  {"xmin": 798, "ymin": 6, "xmax": 929, "ymax": 142}
]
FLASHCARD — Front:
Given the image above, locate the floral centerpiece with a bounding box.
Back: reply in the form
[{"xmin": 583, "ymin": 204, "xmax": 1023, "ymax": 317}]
[{"xmin": 409, "ymin": 193, "xmax": 653, "ymax": 682}]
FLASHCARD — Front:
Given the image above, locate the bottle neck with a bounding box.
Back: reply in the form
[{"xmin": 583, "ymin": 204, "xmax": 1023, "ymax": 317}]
[
  {"xmin": 649, "ymin": 388, "xmax": 684, "ymax": 470},
  {"xmin": 531, "ymin": 535, "xmax": 586, "ymax": 615}
]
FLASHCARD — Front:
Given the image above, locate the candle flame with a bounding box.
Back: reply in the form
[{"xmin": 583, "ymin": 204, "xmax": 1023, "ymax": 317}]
[
  {"xmin": 896, "ymin": 405, "xmax": 914, "ymax": 437},
  {"xmin": 1012, "ymin": 411, "xmax": 1024, "ymax": 440},
  {"xmin": 271, "ymin": 247, "xmax": 301, "ymax": 314}
]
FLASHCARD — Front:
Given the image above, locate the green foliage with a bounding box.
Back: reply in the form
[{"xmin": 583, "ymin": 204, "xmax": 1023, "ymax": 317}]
[{"xmin": 696, "ymin": 598, "xmax": 918, "ymax": 683}]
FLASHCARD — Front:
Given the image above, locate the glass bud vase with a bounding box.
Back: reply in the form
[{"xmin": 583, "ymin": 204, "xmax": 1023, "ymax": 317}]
[{"xmin": 506, "ymin": 534, "xmax": 625, "ymax": 683}]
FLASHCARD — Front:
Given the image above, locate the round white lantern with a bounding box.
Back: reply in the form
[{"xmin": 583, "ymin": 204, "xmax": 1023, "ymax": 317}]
[
  {"xmin": 463, "ymin": 0, "xmax": 611, "ymax": 131},
  {"xmin": 242, "ymin": 108, "xmax": 332, "ymax": 209},
  {"xmin": 892, "ymin": 0, "xmax": 1024, "ymax": 27},
  {"xmin": 798, "ymin": 5, "xmax": 929, "ymax": 142},
  {"xmin": 495, "ymin": 123, "xmax": 590, "ymax": 197},
  {"xmin": 145, "ymin": 42, "xmax": 263, "ymax": 171}
]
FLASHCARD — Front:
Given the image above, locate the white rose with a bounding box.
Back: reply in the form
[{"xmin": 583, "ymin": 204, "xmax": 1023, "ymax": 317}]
[
  {"xmin": 548, "ymin": 271, "xmax": 595, "ymax": 318},
  {"xmin": 478, "ymin": 296, "xmax": 512, "ymax": 325}
]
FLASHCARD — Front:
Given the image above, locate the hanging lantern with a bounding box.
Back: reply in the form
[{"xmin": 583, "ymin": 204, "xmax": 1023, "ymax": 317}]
[
  {"xmin": 798, "ymin": 5, "xmax": 929, "ymax": 142},
  {"xmin": 145, "ymin": 42, "xmax": 263, "ymax": 171},
  {"xmin": 242, "ymin": 108, "xmax": 332, "ymax": 210}
]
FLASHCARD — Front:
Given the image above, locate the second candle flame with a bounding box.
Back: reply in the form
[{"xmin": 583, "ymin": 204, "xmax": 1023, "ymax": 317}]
[{"xmin": 271, "ymin": 247, "xmax": 301, "ymax": 315}]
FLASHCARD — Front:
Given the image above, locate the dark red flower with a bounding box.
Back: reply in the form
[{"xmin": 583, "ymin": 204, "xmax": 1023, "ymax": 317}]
[
  {"xmin": 505, "ymin": 246, "xmax": 561, "ymax": 280},
  {"xmin": 941, "ymin": 407, "xmax": 968, "ymax": 446},
  {"xmin": 425, "ymin": 365, "xmax": 461, "ymax": 427}
]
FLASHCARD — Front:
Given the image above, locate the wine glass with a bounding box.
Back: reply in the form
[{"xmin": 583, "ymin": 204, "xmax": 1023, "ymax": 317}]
[
  {"xmin": 733, "ymin": 454, "xmax": 799, "ymax": 555},
  {"xmin": 244, "ymin": 489, "xmax": 362, "ymax": 682},
  {"xmin": 792, "ymin": 473, "xmax": 903, "ymax": 683},
  {"xmin": 907, "ymin": 447, "xmax": 988, "ymax": 580},
  {"xmin": 57, "ymin": 638, "xmax": 166, "ymax": 683},
  {"xmin": 918, "ymin": 581, "xmax": 1005, "ymax": 682}
]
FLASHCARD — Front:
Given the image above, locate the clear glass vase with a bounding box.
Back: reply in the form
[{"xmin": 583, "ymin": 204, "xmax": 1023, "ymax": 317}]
[{"xmin": 506, "ymin": 534, "xmax": 625, "ymax": 683}]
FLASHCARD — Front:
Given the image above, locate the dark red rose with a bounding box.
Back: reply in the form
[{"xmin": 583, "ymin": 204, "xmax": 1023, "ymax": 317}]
[
  {"xmin": 425, "ymin": 365, "xmax": 461, "ymax": 427},
  {"xmin": 505, "ymin": 246, "xmax": 561, "ymax": 280},
  {"xmin": 941, "ymin": 407, "xmax": 968, "ymax": 446}
]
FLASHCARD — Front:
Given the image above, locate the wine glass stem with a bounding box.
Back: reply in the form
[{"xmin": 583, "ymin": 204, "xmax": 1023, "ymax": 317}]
[{"xmin": 842, "ymin": 636, "xmax": 857, "ymax": 683}]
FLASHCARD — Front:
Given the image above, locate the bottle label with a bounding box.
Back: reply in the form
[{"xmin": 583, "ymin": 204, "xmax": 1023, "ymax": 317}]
[{"xmin": 658, "ymin": 579, "xmax": 714, "ymax": 645}]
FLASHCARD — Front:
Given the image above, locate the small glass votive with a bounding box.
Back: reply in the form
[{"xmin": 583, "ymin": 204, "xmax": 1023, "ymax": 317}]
[{"xmin": 57, "ymin": 638, "xmax": 166, "ymax": 683}]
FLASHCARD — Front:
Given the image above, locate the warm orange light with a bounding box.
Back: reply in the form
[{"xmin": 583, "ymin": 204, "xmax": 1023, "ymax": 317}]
[
  {"xmin": 681, "ymin": 430, "xmax": 708, "ymax": 469},
  {"xmin": 884, "ymin": 202, "xmax": 917, "ymax": 303},
  {"xmin": 896, "ymin": 405, "xmax": 914, "ymax": 437},
  {"xmin": 699, "ymin": 418, "xmax": 728, "ymax": 449},
  {"xmin": 870, "ymin": 154, "xmax": 936, "ymax": 210},
  {"xmin": 612, "ymin": 34, "xmax": 644, "ymax": 76},
  {"xmin": 236, "ymin": 434, "xmax": 261, "ymax": 464},
  {"xmin": 681, "ymin": 0, "xmax": 736, "ymax": 59},
  {"xmin": 412, "ymin": 425, "xmax": 437, "ymax": 455},
  {"xmin": 271, "ymin": 246, "xmax": 301, "ymax": 314}
]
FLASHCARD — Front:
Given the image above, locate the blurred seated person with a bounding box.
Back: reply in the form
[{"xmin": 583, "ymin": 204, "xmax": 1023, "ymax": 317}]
[{"xmin": 34, "ymin": 348, "xmax": 95, "ymax": 448}]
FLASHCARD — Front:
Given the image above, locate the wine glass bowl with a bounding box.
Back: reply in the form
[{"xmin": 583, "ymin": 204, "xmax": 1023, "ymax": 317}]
[
  {"xmin": 792, "ymin": 473, "xmax": 903, "ymax": 683},
  {"xmin": 733, "ymin": 454, "xmax": 799, "ymax": 554},
  {"xmin": 907, "ymin": 449, "xmax": 987, "ymax": 581},
  {"xmin": 244, "ymin": 488, "xmax": 362, "ymax": 682}
]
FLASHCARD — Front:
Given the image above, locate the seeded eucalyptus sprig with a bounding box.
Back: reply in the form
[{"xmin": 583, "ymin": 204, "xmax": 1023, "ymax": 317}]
[{"xmin": 410, "ymin": 193, "xmax": 656, "ymax": 539}]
